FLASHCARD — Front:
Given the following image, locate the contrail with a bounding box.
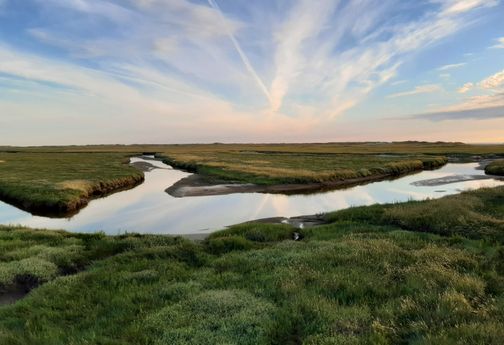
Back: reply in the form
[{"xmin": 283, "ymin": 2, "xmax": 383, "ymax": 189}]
[{"xmin": 207, "ymin": 0, "xmax": 272, "ymax": 103}]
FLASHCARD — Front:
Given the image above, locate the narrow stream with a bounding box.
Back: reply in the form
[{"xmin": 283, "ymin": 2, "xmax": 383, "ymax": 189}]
[{"xmin": 0, "ymin": 157, "xmax": 503, "ymax": 235}]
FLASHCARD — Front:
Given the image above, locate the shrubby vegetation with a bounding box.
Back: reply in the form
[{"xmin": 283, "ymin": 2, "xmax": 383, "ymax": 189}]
[{"xmin": 1, "ymin": 186, "xmax": 504, "ymax": 344}]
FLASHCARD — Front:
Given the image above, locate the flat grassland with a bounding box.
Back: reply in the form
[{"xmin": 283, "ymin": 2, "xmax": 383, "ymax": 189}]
[
  {"xmin": 13, "ymin": 142, "xmax": 504, "ymax": 184},
  {"xmin": 1, "ymin": 186, "xmax": 503, "ymax": 344},
  {"xmin": 0, "ymin": 152, "xmax": 144, "ymax": 216}
]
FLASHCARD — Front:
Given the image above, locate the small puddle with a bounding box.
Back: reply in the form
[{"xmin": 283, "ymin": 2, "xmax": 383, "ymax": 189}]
[{"xmin": 0, "ymin": 289, "xmax": 29, "ymax": 306}]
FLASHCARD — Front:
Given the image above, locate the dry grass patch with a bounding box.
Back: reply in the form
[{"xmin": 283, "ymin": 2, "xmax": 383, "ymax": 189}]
[{"xmin": 56, "ymin": 180, "xmax": 94, "ymax": 193}]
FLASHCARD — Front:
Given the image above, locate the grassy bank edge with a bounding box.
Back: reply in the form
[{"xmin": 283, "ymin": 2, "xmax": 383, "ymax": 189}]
[
  {"xmin": 157, "ymin": 153, "xmax": 448, "ymax": 185},
  {"xmin": 0, "ymin": 153, "xmax": 145, "ymax": 217}
]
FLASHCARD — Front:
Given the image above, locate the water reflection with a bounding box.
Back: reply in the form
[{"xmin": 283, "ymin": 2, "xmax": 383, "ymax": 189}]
[{"xmin": 0, "ymin": 157, "xmax": 502, "ymax": 235}]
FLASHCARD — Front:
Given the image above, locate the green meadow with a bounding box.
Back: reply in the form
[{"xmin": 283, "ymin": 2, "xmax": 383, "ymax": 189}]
[{"xmin": 1, "ymin": 186, "xmax": 504, "ymax": 344}]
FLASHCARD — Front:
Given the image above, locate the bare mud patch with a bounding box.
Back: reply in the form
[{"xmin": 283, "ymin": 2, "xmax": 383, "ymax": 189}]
[
  {"xmin": 411, "ymin": 175, "xmax": 496, "ymax": 187},
  {"xmin": 130, "ymin": 161, "xmax": 171, "ymax": 172},
  {"xmin": 166, "ymin": 173, "xmax": 396, "ymax": 198}
]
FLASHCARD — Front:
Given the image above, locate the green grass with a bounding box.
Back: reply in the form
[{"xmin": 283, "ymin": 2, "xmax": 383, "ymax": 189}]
[
  {"xmin": 1, "ymin": 186, "xmax": 504, "ymax": 344},
  {"xmin": 326, "ymin": 186, "xmax": 504, "ymax": 243},
  {"xmin": 485, "ymin": 160, "xmax": 504, "ymax": 176},
  {"xmin": 0, "ymin": 152, "xmax": 144, "ymax": 216}
]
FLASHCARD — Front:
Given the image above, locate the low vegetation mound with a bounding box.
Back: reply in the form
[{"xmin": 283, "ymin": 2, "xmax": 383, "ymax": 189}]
[
  {"xmin": 1, "ymin": 186, "xmax": 504, "ymax": 344},
  {"xmin": 0, "ymin": 152, "xmax": 144, "ymax": 216},
  {"xmin": 485, "ymin": 159, "xmax": 504, "ymax": 176},
  {"xmin": 158, "ymin": 151, "xmax": 447, "ymax": 185}
]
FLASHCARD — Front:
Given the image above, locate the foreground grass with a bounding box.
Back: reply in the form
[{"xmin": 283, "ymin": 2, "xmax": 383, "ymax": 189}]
[
  {"xmin": 1, "ymin": 186, "xmax": 503, "ymax": 344},
  {"xmin": 485, "ymin": 160, "xmax": 504, "ymax": 176},
  {"xmin": 0, "ymin": 152, "xmax": 143, "ymax": 216}
]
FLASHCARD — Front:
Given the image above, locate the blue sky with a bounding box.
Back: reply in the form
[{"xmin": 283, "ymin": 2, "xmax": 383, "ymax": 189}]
[{"xmin": 0, "ymin": 0, "xmax": 503, "ymax": 144}]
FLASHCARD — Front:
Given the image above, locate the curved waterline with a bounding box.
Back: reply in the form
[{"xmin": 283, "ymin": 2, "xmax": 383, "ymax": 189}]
[{"xmin": 0, "ymin": 156, "xmax": 503, "ymax": 235}]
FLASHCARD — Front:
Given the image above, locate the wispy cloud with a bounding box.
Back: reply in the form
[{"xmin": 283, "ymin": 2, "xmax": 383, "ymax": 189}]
[
  {"xmin": 207, "ymin": 0, "xmax": 272, "ymax": 103},
  {"xmin": 412, "ymin": 89, "xmax": 504, "ymax": 122},
  {"xmin": 490, "ymin": 37, "xmax": 504, "ymax": 49},
  {"xmin": 413, "ymin": 105, "xmax": 504, "ymax": 121},
  {"xmin": 437, "ymin": 62, "xmax": 466, "ymax": 71},
  {"xmin": 456, "ymin": 68, "xmax": 504, "ymax": 94},
  {"xmin": 458, "ymin": 82, "xmax": 474, "ymax": 93},
  {"xmin": 267, "ymin": 0, "xmax": 496, "ymax": 117},
  {"xmin": 390, "ymin": 80, "xmax": 407, "ymax": 86},
  {"xmin": 269, "ymin": 0, "xmax": 337, "ymax": 112},
  {"xmin": 408, "ymin": 68, "xmax": 504, "ymax": 121},
  {"xmin": 387, "ymin": 84, "xmax": 442, "ymax": 98},
  {"xmin": 440, "ymin": 0, "xmax": 499, "ymax": 14},
  {"xmin": 480, "ymin": 69, "xmax": 504, "ymax": 89},
  {"xmin": 0, "ymin": 0, "xmax": 501, "ymax": 144}
]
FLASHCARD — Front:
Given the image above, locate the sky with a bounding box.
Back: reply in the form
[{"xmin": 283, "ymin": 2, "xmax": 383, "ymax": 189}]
[{"xmin": 0, "ymin": 0, "xmax": 503, "ymax": 145}]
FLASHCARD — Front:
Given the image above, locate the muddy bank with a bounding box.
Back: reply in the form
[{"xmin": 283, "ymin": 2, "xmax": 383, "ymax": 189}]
[
  {"xmin": 411, "ymin": 159, "xmax": 504, "ymax": 187},
  {"xmin": 180, "ymin": 214, "xmax": 329, "ymax": 242},
  {"xmin": 164, "ymin": 157, "xmax": 504, "ymax": 198},
  {"xmin": 238, "ymin": 214, "xmax": 328, "ymax": 229},
  {"xmin": 166, "ymin": 172, "xmax": 413, "ymax": 197},
  {"xmin": 130, "ymin": 160, "xmax": 170, "ymax": 172},
  {"xmin": 411, "ymin": 174, "xmax": 501, "ymax": 187}
]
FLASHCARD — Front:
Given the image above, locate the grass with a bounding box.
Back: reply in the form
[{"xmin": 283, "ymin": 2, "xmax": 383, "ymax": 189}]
[
  {"xmin": 2, "ymin": 142, "xmax": 503, "ymax": 215},
  {"xmin": 0, "ymin": 152, "xmax": 144, "ymax": 216},
  {"xmin": 326, "ymin": 186, "xmax": 504, "ymax": 243},
  {"xmin": 146, "ymin": 142, "xmax": 502, "ymax": 185},
  {"xmin": 157, "ymin": 151, "xmax": 448, "ymax": 185},
  {"xmin": 1, "ymin": 186, "xmax": 504, "ymax": 344},
  {"xmin": 6, "ymin": 141, "xmax": 504, "ymax": 155},
  {"xmin": 485, "ymin": 160, "xmax": 504, "ymax": 176}
]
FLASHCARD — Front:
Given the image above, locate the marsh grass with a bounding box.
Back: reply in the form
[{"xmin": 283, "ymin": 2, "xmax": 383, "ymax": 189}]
[
  {"xmin": 1, "ymin": 186, "xmax": 504, "ymax": 344},
  {"xmin": 158, "ymin": 152, "xmax": 448, "ymax": 185},
  {"xmin": 0, "ymin": 152, "xmax": 144, "ymax": 215},
  {"xmin": 2, "ymin": 143, "xmax": 502, "ymax": 215},
  {"xmin": 327, "ymin": 186, "xmax": 504, "ymax": 243},
  {"xmin": 485, "ymin": 160, "xmax": 504, "ymax": 176}
]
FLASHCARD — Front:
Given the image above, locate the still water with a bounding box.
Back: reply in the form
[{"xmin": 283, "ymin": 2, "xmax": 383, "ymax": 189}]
[{"xmin": 0, "ymin": 157, "xmax": 503, "ymax": 235}]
